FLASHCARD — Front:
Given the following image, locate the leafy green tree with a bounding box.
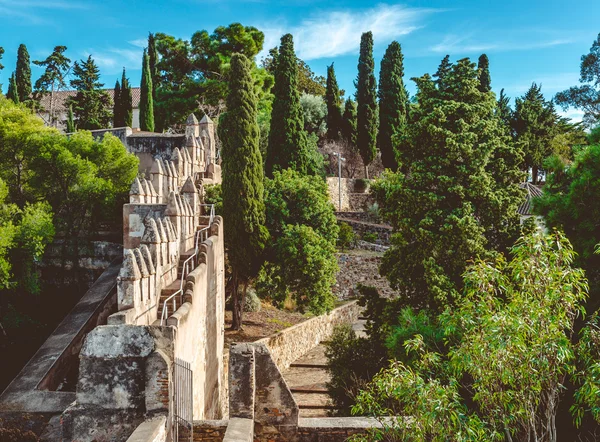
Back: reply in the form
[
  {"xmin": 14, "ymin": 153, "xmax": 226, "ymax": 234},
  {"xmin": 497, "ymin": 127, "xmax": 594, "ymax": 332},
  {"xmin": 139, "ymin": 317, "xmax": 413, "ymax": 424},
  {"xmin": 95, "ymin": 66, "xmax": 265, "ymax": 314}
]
[
  {"xmin": 67, "ymin": 55, "xmax": 112, "ymax": 130},
  {"xmin": 377, "ymin": 41, "xmax": 408, "ymax": 171},
  {"xmin": 140, "ymin": 49, "xmax": 155, "ymax": 132},
  {"xmin": 351, "ymin": 231, "xmax": 588, "ymax": 441},
  {"xmin": 113, "ymin": 79, "xmax": 121, "ymax": 127},
  {"xmin": 513, "ymin": 83, "xmax": 558, "ymax": 184},
  {"xmin": 148, "ymin": 32, "xmax": 159, "ymax": 102},
  {"xmin": 433, "ymin": 54, "xmax": 452, "ymax": 92},
  {"xmin": 32, "ymin": 46, "xmax": 71, "ymax": 126},
  {"xmin": 6, "ymin": 73, "xmax": 18, "ymax": 104},
  {"xmin": 356, "ymin": 32, "xmax": 378, "ymax": 178},
  {"xmin": 300, "ymin": 93, "xmax": 327, "ymax": 135},
  {"xmin": 218, "ymin": 53, "xmax": 268, "ymax": 330},
  {"xmin": 326, "ymin": 63, "xmax": 343, "ymax": 139},
  {"xmin": 262, "ymin": 47, "xmax": 327, "ymax": 96},
  {"xmin": 257, "ymin": 169, "xmax": 339, "ymax": 314},
  {"xmin": 373, "ymin": 58, "xmax": 520, "ymax": 311},
  {"xmin": 477, "ymin": 53, "xmax": 491, "ymax": 93},
  {"xmin": 342, "ymin": 98, "xmax": 357, "ymax": 147},
  {"xmin": 555, "ymin": 33, "xmax": 600, "ymax": 127},
  {"xmin": 266, "ymin": 34, "xmax": 311, "ymax": 176},
  {"xmin": 120, "ymin": 68, "xmax": 133, "ymax": 127},
  {"xmin": 15, "ymin": 44, "xmax": 32, "ymax": 104},
  {"xmin": 496, "ymin": 88, "xmax": 512, "ymax": 129},
  {"xmin": 66, "ymin": 105, "xmax": 75, "ymax": 133}
]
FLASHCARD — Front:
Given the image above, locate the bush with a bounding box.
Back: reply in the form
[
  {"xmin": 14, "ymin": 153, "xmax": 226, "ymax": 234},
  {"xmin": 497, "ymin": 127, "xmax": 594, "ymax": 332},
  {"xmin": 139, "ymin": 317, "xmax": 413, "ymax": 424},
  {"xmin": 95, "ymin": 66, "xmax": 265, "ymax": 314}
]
[
  {"xmin": 337, "ymin": 222, "xmax": 356, "ymax": 250},
  {"xmin": 362, "ymin": 231, "xmax": 378, "ymax": 243},
  {"xmin": 366, "ymin": 202, "xmax": 381, "ymax": 222},
  {"xmin": 354, "ymin": 178, "xmax": 369, "ymax": 193},
  {"xmin": 244, "ymin": 287, "xmax": 262, "ymax": 312},
  {"xmin": 203, "ymin": 183, "xmax": 223, "ymax": 215}
]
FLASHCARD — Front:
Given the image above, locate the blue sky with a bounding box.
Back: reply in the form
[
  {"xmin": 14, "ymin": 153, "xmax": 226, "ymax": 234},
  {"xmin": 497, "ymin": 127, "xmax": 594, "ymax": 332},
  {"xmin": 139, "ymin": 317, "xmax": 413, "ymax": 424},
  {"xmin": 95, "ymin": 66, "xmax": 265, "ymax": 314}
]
[{"xmin": 1, "ymin": 0, "xmax": 599, "ymax": 121}]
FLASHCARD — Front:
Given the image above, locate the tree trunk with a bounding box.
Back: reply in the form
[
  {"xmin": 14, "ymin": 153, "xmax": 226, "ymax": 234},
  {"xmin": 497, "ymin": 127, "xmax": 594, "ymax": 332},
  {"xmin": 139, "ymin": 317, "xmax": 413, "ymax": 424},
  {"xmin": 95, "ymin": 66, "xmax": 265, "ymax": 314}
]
[
  {"xmin": 532, "ymin": 165, "xmax": 539, "ymax": 185},
  {"xmin": 364, "ymin": 164, "xmax": 369, "ymax": 179},
  {"xmin": 230, "ymin": 273, "xmax": 244, "ymax": 330}
]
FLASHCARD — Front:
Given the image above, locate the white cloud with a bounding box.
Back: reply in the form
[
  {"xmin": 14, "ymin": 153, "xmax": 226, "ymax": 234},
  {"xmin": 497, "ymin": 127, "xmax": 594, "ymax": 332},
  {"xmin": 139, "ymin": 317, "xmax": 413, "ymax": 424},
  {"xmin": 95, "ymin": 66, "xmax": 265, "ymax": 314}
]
[
  {"xmin": 260, "ymin": 4, "xmax": 442, "ymax": 61},
  {"xmin": 430, "ymin": 33, "xmax": 573, "ymax": 54},
  {"xmin": 507, "ymin": 72, "xmax": 580, "ymax": 95},
  {"xmin": 128, "ymin": 38, "xmax": 148, "ymax": 49},
  {"xmin": 82, "ymin": 44, "xmax": 143, "ymax": 75},
  {"xmin": 558, "ymin": 108, "xmax": 584, "ymax": 123},
  {"xmin": 0, "ymin": 0, "xmax": 87, "ymax": 24}
]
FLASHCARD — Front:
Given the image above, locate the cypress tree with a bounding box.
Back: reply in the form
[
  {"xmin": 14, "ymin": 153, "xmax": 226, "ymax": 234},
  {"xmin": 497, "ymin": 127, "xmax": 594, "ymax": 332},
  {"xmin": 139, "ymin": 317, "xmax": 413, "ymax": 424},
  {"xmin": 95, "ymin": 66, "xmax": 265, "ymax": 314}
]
[
  {"xmin": 0, "ymin": 47, "xmax": 4, "ymax": 95},
  {"xmin": 356, "ymin": 31, "xmax": 378, "ymax": 178},
  {"xmin": 15, "ymin": 44, "xmax": 32, "ymax": 103},
  {"xmin": 377, "ymin": 41, "xmax": 409, "ymax": 171},
  {"xmin": 6, "ymin": 72, "xmax": 19, "ymax": 104},
  {"xmin": 121, "ymin": 68, "xmax": 133, "ymax": 127},
  {"xmin": 266, "ymin": 34, "xmax": 310, "ymax": 176},
  {"xmin": 218, "ymin": 53, "xmax": 268, "ymax": 330},
  {"xmin": 66, "ymin": 104, "xmax": 76, "ymax": 133},
  {"xmin": 325, "ymin": 63, "xmax": 343, "ymax": 139},
  {"xmin": 342, "ymin": 98, "xmax": 357, "ymax": 147},
  {"xmin": 434, "ymin": 55, "xmax": 452, "ymax": 92},
  {"xmin": 148, "ymin": 33, "xmax": 159, "ymax": 102},
  {"xmin": 113, "ymin": 79, "xmax": 122, "ymax": 127},
  {"xmin": 478, "ymin": 54, "xmax": 492, "ymax": 93},
  {"xmin": 139, "ymin": 49, "xmax": 155, "ymax": 132},
  {"xmin": 496, "ymin": 88, "xmax": 512, "ymax": 129}
]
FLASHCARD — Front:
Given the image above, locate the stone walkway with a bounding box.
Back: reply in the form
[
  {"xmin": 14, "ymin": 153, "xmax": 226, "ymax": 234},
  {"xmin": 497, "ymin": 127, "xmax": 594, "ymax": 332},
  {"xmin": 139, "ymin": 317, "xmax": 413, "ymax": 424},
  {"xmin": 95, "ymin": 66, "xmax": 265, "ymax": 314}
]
[{"xmin": 281, "ymin": 318, "xmax": 366, "ymax": 417}]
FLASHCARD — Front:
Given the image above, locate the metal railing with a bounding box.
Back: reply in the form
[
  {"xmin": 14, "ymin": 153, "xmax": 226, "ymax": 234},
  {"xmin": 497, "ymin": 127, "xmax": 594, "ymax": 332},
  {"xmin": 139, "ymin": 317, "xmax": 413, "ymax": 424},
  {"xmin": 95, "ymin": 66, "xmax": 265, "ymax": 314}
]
[
  {"xmin": 160, "ymin": 204, "xmax": 215, "ymax": 326},
  {"xmin": 172, "ymin": 357, "xmax": 193, "ymax": 441}
]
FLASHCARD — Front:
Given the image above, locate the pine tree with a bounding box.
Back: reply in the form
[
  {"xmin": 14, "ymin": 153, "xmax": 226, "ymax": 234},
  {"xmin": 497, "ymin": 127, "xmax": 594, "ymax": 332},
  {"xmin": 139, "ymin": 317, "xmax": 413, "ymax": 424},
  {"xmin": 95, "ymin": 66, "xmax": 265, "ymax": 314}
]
[
  {"xmin": 477, "ymin": 54, "xmax": 492, "ymax": 93},
  {"xmin": 342, "ymin": 98, "xmax": 357, "ymax": 147},
  {"xmin": 0, "ymin": 47, "xmax": 4, "ymax": 93},
  {"xmin": 120, "ymin": 68, "xmax": 133, "ymax": 127},
  {"xmin": 356, "ymin": 31, "xmax": 378, "ymax": 178},
  {"xmin": 139, "ymin": 49, "xmax": 155, "ymax": 132},
  {"xmin": 218, "ymin": 53, "xmax": 269, "ymax": 330},
  {"xmin": 66, "ymin": 104, "xmax": 76, "ymax": 133},
  {"xmin": 6, "ymin": 73, "xmax": 19, "ymax": 104},
  {"xmin": 15, "ymin": 44, "xmax": 32, "ymax": 103},
  {"xmin": 148, "ymin": 33, "xmax": 159, "ymax": 102},
  {"xmin": 434, "ymin": 55, "xmax": 452, "ymax": 92},
  {"xmin": 325, "ymin": 63, "xmax": 343, "ymax": 139},
  {"xmin": 67, "ymin": 55, "xmax": 112, "ymax": 130},
  {"xmin": 374, "ymin": 58, "xmax": 522, "ymax": 311},
  {"xmin": 377, "ymin": 41, "xmax": 409, "ymax": 171},
  {"xmin": 33, "ymin": 46, "xmax": 71, "ymax": 125},
  {"xmin": 113, "ymin": 79, "xmax": 121, "ymax": 127},
  {"xmin": 496, "ymin": 88, "xmax": 512, "ymax": 129},
  {"xmin": 266, "ymin": 34, "xmax": 310, "ymax": 176}
]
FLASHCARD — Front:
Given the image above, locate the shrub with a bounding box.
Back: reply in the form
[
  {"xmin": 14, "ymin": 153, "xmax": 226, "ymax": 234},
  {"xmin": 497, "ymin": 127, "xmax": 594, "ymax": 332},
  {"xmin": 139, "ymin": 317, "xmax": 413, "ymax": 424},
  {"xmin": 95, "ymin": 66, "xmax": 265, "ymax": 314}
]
[
  {"xmin": 244, "ymin": 287, "xmax": 262, "ymax": 312},
  {"xmin": 362, "ymin": 231, "xmax": 378, "ymax": 243},
  {"xmin": 354, "ymin": 178, "xmax": 369, "ymax": 193},
  {"xmin": 337, "ymin": 222, "xmax": 356, "ymax": 250},
  {"xmin": 203, "ymin": 183, "xmax": 223, "ymax": 215}
]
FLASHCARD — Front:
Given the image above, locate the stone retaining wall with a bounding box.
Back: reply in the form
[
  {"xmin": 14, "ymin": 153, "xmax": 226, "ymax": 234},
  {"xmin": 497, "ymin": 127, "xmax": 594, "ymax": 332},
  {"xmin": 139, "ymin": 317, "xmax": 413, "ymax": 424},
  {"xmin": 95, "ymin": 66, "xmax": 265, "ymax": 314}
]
[
  {"xmin": 255, "ymin": 301, "xmax": 361, "ymax": 370},
  {"xmin": 193, "ymin": 420, "xmax": 228, "ymax": 441},
  {"xmin": 336, "ymin": 217, "xmax": 392, "ymax": 246}
]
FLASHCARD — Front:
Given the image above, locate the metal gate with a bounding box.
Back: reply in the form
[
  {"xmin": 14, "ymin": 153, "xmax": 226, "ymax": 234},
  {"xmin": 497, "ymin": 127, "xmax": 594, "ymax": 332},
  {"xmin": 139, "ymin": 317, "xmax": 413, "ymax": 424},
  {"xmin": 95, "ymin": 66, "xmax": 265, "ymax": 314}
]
[{"xmin": 172, "ymin": 358, "xmax": 193, "ymax": 442}]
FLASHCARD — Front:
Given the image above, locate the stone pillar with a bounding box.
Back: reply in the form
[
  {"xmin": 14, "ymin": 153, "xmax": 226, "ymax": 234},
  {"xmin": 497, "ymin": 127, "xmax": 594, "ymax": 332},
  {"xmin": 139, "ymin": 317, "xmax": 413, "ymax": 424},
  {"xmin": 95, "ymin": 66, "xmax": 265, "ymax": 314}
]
[
  {"xmin": 130, "ymin": 177, "xmax": 144, "ymax": 204},
  {"xmin": 173, "ymin": 147, "xmax": 184, "ymax": 180},
  {"xmin": 229, "ymin": 343, "xmax": 255, "ymax": 420},
  {"xmin": 140, "ymin": 245, "xmax": 156, "ymax": 304},
  {"xmin": 182, "ymin": 176, "xmax": 198, "ymax": 231},
  {"xmin": 199, "ymin": 115, "xmax": 215, "ymax": 166},
  {"xmin": 117, "ymin": 249, "xmax": 141, "ymax": 311},
  {"xmin": 133, "ymin": 248, "xmax": 150, "ymax": 305},
  {"xmin": 165, "ymin": 191, "xmax": 181, "ymax": 243},
  {"xmin": 162, "ymin": 159, "xmax": 172, "ymax": 196},
  {"xmin": 150, "ymin": 158, "xmax": 165, "ymax": 203}
]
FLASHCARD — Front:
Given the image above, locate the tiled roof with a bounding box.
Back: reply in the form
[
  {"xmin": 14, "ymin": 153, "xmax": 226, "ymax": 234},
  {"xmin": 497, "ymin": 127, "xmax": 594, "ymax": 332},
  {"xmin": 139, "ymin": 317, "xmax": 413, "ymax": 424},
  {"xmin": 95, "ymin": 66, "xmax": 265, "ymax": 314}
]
[
  {"xmin": 517, "ymin": 182, "xmax": 543, "ymax": 216},
  {"xmin": 37, "ymin": 87, "xmax": 141, "ymax": 114}
]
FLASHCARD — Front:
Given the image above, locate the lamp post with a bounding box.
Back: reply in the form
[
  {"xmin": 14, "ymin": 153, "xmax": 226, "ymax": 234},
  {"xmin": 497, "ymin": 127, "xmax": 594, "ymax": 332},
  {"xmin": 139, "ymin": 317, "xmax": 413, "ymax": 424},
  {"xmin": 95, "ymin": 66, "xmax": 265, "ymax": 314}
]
[{"xmin": 334, "ymin": 152, "xmax": 346, "ymax": 211}]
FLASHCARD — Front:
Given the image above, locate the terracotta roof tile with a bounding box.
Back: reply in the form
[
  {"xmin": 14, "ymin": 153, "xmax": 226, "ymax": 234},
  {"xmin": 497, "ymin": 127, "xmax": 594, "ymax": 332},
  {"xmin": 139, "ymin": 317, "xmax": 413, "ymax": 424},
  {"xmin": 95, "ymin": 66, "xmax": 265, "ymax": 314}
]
[{"xmin": 37, "ymin": 87, "xmax": 141, "ymax": 114}]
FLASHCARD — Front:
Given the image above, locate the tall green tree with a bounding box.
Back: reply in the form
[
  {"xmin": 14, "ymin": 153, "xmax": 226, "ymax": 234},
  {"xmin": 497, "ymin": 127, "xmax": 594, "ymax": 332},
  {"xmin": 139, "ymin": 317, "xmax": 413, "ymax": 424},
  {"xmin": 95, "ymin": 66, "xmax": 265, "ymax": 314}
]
[
  {"xmin": 477, "ymin": 53, "xmax": 491, "ymax": 93},
  {"xmin": 263, "ymin": 47, "xmax": 326, "ymax": 96},
  {"xmin": 433, "ymin": 55, "xmax": 452, "ymax": 92},
  {"xmin": 66, "ymin": 105, "xmax": 75, "ymax": 133},
  {"xmin": 555, "ymin": 33, "xmax": 600, "ymax": 127},
  {"xmin": 120, "ymin": 68, "xmax": 133, "ymax": 127},
  {"xmin": 33, "ymin": 46, "xmax": 71, "ymax": 126},
  {"xmin": 372, "ymin": 58, "xmax": 520, "ymax": 311},
  {"xmin": 356, "ymin": 31, "xmax": 378, "ymax": 178},
  {"xmin": 0, "ymin": 47, "xmax": 4, "ymax": 92},
  {"xmin": 139, "ymin": 49, "xmax": 155, "ymax": 132},
  {"xmin": 496, "ymin": 88, "xmax": 512, "ymax": 129},
  {"xmin": 513, "ymin": 83, "xmax": 558, "ymax": 184},
  {"xmin": 15, "ymin": 44, "xmax": 32, "ymax": 103},
  {"xmin": 67, "ymin": 55, "xmax": 112, "ymax": 130},
  {"xmin": 148, "ymin": 33, "xmax": 159, "ymax": 102},
  {"xmin": 342, "ymin": 98, "xmax": 357, "ymax": 147},
  {"xmin": 218, "ymin": 53, "xmax": 269, "ymax": 330},
  {"xmin": 266, "ymin": 34, "xmax": 311, "ymax": 176},
  {"xmin": 377, "ymin": 41, "xmax": 408, "ymax": 171},
  {"xmin": 113, "ymin": 79, "xmax": 121, "ymax": 127},
  {"xmin": 6, "ymin": 73, "xmax": 18, "ymax": 104},
  {"xmin": 326, "ymin": 63, "xmax": 343, "ymax": 139}
]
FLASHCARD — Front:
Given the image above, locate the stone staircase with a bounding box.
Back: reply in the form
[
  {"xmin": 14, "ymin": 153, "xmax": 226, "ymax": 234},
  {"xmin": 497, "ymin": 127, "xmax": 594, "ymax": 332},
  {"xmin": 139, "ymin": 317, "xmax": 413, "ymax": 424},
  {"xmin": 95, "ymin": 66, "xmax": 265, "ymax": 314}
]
[{"xmin": 156, "ymin": 248, "xmax": 196, "ymax": 321}]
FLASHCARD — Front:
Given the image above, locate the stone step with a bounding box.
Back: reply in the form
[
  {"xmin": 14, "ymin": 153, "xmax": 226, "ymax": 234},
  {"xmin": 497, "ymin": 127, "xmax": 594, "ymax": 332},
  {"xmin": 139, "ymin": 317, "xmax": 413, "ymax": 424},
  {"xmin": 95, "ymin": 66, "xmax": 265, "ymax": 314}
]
[{"xmin": 161, "ymin": 279, "xmax": 182, "ymax": 297}]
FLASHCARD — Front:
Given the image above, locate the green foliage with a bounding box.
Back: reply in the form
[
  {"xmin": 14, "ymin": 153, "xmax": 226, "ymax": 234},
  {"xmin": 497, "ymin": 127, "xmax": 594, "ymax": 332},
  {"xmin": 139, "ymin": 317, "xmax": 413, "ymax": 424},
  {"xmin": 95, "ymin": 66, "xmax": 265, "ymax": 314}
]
[
  {"xmin": 299, "ymin": 93, "xmax": 326, "ymax": 136},
  {"xmin": 555, "ymin": 33, "xmax": 600, "ymax": 127},
  {"xmin": 513, "ymin": 82, "xmax": 559, "ymax": 183},
  {"xmin": 377, "ymin": 41, "xmax": 408, "ymax": 171},
  {"xmin": 32, "ymin": 46, "xmax": 71, "ymax": 124},
  {"xmin": 262, "ymin": 46, "xmax": 326, "ymax": 96},
  {"xmin": 496, "ymin": 88, "xmax": 512, "ymax": 129},
  {"xmin": 326, "ymin": 63, "xmax": 343, "ymax": 139},
  {"xmin": 120, "ymin": 69, "xmax": 133, "ymax": 127},
  {"xmin": 352, "ymin": 231, "xmax": 589, "ymax": 441},
  {"xmin": 342, "ymin": 98, "xmax": 357, "ymax": 147},
  {"xmin": 477, "ymin": 53, "xmax": 491, "ymax": 93},
  {"xmin": 433, "ymin": 55, "xmax": 452, "ymax": 91},
  {"xmin": 148, "ymin": 32, "xmax": 159, "ymax": 102},
  {"xmin": 140, "ymin": 49, "xmax": 155, "ymax": 132},
  {"xmin": 356, "ymin": 32, "xmax": 378, "ymax": 173},
  {"xmin": 66, "ymin": 105, "xmax": 75, "ymax": 133},
  {"xmin": 373, "ymin": 58, "xmax": 522, "ymax": 311},
  {"xmin": 257, "ymin": 169, "xmax": 339, "ymax": 314},
  {"xmin": 353, "ymin": 178, "xmax": 369, "ymax": 193},
  {"xmin": 0, "ymin": 46, "xmax": 4, "ymax": 72},
  {"xmin": 6, "ymin": 72, "xmax": 18, "ymax": 104},
  {"xmin": 337, "ymin": 221, "xmax": 356, "ymax": 251},
  {"xmin": 266, "ymin": 34, "xmax": 312, "ymax": 177},
  {"xmin": 113, "ymin": 79, "xmax": 121, "ymax": 127},
  {"xmin": 203, "ymin": 184, "xmax": 222, "ymax": 215},
  {"xmin": 15, "ymin": 44, "xmax": 32, "ymax": 104},
  {"xmin": 362, "ymin": 232, "xmax": 377, "ymax": 243},
  {"xmin": 244, "ymin": 286, "xmax": 262, "ymax": 312},
  {"xmin": 67, "ymin": 55, "xmax": 112, "ymax": 130},
  {"xmin": 572, "ymin": 313, "xmax": 600, "ymax": 427}
]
